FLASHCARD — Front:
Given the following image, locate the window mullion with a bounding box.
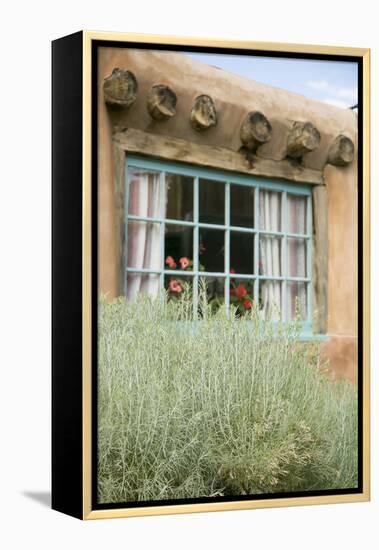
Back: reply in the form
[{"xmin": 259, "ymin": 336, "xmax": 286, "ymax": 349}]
[
  {"xmin": 193, "ymin": 176, "xmax": 199, "ymax": 319},
  {"xmin": 159, "ymin": 171, "xmax": 166, "ymax": 290},
  {"xmin": 124, "ymin": 161, "xmax": 131, "ymax": 296},
  {"xmin": 254, "ymin": 186, "xmax": 259, "ymax": 308},
  {"xmin": 307, "ymin": 193, "xmax": 313, "ymax": 324},
  {"xmin": 282, "ymin": 191, "xmax": 288, "ymax": 321},
  {"xmin": 225, "ymin": 182, "xmax": 230, "ymax": 312}
]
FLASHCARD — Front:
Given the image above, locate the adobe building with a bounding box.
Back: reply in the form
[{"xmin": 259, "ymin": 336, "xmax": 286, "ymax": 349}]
[{"xmin": 97, "ymin": 47, "xmax": 358, "ymax": 382}]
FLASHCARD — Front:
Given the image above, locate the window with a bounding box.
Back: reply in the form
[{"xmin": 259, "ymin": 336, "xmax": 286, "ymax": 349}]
[{"xmin": 125, "ymin": 156, "xmax": 313, "ymax": 334}]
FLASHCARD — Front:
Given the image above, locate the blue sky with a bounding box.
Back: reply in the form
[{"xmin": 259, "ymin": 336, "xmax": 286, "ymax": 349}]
[{"xmin": 184, "ymin": 52, "xmax": 358, "ymax": 109}]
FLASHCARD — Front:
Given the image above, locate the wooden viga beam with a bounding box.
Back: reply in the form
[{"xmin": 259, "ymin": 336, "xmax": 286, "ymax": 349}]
[
  {"xmin": 286, "ymin": 121, "xmax": 321, "ymax": 159},
  {"xmin": 327, "ymin": 135, "xmax": 355, "ymax": 166},
  {"xmin": 103, "ymin": 68, "xmax": 138, "ymax": 108},
  {"xmin": 190, "ymin": 95, "xmax": 217, "ymax": 131},
  {"xmin": 146, "ymin": 85, "xmax": 177, "ymax": 121},
  {"xmin": 240, "ymin": 111, "xmax": 273, "ymax": 151}
]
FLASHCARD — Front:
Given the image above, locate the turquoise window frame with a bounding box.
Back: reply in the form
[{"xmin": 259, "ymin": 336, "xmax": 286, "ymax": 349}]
[{"xmin": 124, "ymin": 155, "xmax": 325, "ymax": 341}]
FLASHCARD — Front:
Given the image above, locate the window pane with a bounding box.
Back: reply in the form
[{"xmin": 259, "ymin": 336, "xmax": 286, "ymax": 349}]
[
  {"xmin": 230, "ymin": 277, "xmax": 255, "ymax": 314},
  {"xmin": 259, "ymin": 280, "xmax": 282, "ymax": 321},
  {"xmin": 287, "ymin": 194, "xmax": 307, "ymax": 234},
  {"xmin": 165, "ymin": 274, "xmax": 193, "ymax": 298},
  {"xmin": 259, "ymin": 190, "xmax": 281, "ymax": 231},
  {"xmin": 127, "ymin": 221, "xmax": 161, "ymax": 270},
  {"xmin": 164, "ymin": 224, "xmax": 193, "ymax": 270},
  {"xmin": 259, "ymin": 235, "xmax": 282, "ymax": 276},
  {"xmin": 126, "ymin": 273, "xmax": 160, "ymax": 301},
  {"xmin": 128, "ymin": 168, "xmax": 162, "ymax": 218},
  {"xmin": 287, "ymin": 282, "xmax": 308, "ymax": 321},
  {"xmin": 199, "ymin": 179, "xmax": 224, "ymax": 224},
  {"xmin": 230, "ymin": 232, "xmax": 254, "ymax": 274},
  {"xmin": 230, "ymin": 184, "xmax": 254, "ymax": 228},
  {"xmin": 287, "ymin": 238, "xmax": 307, "ymax": 278},
  {"xmin": 199, "ymin": 276, "xmax": 225, "ymax": 314},
  {"xmin": 199, "ymin": 228, "xmax": 224, "ymax": 272},
  {"xmin": 165, "ymin": 173, "xmax": 193, "ymax": 221}
]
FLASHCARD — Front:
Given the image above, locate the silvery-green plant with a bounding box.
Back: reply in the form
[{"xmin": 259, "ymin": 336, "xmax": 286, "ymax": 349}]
[{"xmin": 98, "ymin": 284, "xmax": 358, "ymax": 504}]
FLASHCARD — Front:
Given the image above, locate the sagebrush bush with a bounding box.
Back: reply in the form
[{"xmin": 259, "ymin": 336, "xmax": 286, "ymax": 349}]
[{"xmin": 98, "ymin": 287, "xmax": 358, "ymax": 503}]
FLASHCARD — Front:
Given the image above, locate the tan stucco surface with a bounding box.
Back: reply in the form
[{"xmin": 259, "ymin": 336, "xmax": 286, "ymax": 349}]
[
  {"xmin": 97, "ymin": 47, "xmax": 358, "ymax": 380},
  {"xmin": 321, "ymin": 161, "xmax": 358, "ymax": 381}
]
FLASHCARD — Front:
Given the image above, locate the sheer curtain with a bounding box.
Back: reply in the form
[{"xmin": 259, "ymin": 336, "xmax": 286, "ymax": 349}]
[
  {"xmin": 287, "ymin": 195, "xmax": 307, "ymax": 320},
  {"xmin": 126, "ymin": 170, "xmax": 162, "ymax": 301},
  {"xmin": 259, "ymin": 191, "xmax": 282, "ymax": 320}
]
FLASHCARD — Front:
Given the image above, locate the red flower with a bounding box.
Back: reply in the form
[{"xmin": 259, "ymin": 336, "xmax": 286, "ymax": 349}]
[
  {"xmin": 230, "ymin": 287, "xmax": 236, "ymax": 297},
  {"xmin": 235, "ymin": 284, "xmax": 247, "ymax": 299},
  {"xmin": 230, "ymin": 267, "xmax": 236, "ymax": 274},
  {"xmin": 243, "ymin": 299, "xmax": 253, "ymax": 310},
  {"xmin": 169, "ymin": 279, "xmax": 182, "ymax": 293},
  {"xmin": 179, "ymin": 257, "xmax": 189, "ymax": 270},
  {"xmin": 165, "ymin": 256, "xmax": 177, "ymax": 269}
]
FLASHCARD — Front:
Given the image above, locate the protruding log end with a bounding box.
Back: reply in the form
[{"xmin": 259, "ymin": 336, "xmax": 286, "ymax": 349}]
[
  {"xmin": 327, "ymin": 135, "xmax": 355, "ymax": 166},
  {"xmin": 190, "ymin": 95, "xmax": 217, "ymax": 131},
  {"xmin": 286, "ymin": 121, "xmax": 321, "ymax": 159},
  {"xmin": 240, "ymin": 111, "xmax": 272, "ymax": 151},
  {"xmin": 103, "ymin": 68, "xmax": 138, "ymax": 108},
  {"xmin": 146, "ymin": 85, "xmax": 177, "ymax": 121}
]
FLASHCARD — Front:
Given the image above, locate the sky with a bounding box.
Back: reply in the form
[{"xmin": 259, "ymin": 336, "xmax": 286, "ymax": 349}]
[{"xmin": 184, "ymin": 52, "xmax": 358, "ymax": 109}]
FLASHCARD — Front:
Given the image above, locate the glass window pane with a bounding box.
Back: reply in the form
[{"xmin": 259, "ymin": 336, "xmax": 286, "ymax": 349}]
[
  {"xmin": 199, "ymin": 276, "xmax": 225, "ymax": 314},
  {"xmin": 164, "ymin": 224, "xmax": 193, "ymax": 271},
  {"xmin": 287, "ymin": 194, "xmax": 307, "ymax": 234},
  {"xmin": 259, "ymin": 190, "xmax": 281, "ymax": 231},
  {"xmin": 199, "ymin": 228, "xmax": 224, "ymax": 273},
  {"xmin": 126, "ymin": 273, "xmax": 160, "ymax": 301},
  {"xmin": 287, "ymin": 238, "xmax": 307, "ymax": 278},
  {"xmin": 199, "ymin": 179, "xmax": 224, "ymax": 224},
  {"xmin": 165, "ymin": 274, "xmax": 193, "ymax": 298},
  {"xmin": 128, "ymin": 168, "xmax": 162, "ymax": 218},
  {"xmin": 287, "ymin": 282, "xmax": 308, "ymax": 321},
  {"xmin": 165, "ymin": 173, "xmax": 193, "ymax": 222},
  {"xmin": 127, "ymin": 221, "xmax": 161, "ymax": 270},
  {"xmin": 259, "ymin": 236, "xmax": 282, "ymax": 276},
  {"xmin": 230, "ymin": 184, "xmax": 254, "ymax": 228},
  {"xmin": 230, "ymin": 277, "xmax": 255, "ymax": 315},
  {"xmin": 259, "ymin": 280, "xmax": 282, "ymax": 321},
  {"xmin": 230, "ymin": 232, "xmax": 254, "ymax": 274}
]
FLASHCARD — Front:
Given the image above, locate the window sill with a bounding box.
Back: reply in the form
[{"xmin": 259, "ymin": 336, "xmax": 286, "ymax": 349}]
[
  {"xmin": 162, "ymin": 319, "xmax": 329, "ymax": 343},
  {"xmin": 298, "ymin": 333, "xmax": 329, "ymax": 343}
]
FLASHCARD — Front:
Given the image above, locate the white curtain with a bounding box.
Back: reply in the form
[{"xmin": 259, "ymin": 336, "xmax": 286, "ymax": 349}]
[
  {"xmin": 287, "ymin": 195, "xmax": 307, "ymax": 320},
  {"xmin": 126, "ymin": 171, "xmax": 162, "ymax": 301},
  {"xmin": 259, "ymin": 191, "xmax": 282, "ymax": 320}
]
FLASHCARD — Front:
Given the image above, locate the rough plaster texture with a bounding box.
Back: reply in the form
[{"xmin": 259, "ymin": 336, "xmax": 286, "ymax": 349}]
[{"xmin": 97, "ymin": 47, "xmax": 358, "ymax": 380}]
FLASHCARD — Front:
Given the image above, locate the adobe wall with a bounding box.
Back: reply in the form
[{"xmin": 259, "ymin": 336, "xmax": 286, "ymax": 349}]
[
  {"xmin": 321, "ymin": 162, "xmax": 358, "ymax": 382},
  {"xmin": 97, "ymin": 47, "xmax": 358, "ymax": 382}
]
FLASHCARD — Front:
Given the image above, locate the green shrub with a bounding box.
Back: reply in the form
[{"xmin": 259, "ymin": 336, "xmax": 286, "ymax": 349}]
[{"xmin": 97, "ymin": 288, "xmax": 358, "ymax": 504}]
